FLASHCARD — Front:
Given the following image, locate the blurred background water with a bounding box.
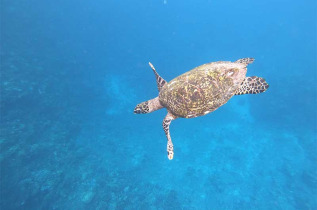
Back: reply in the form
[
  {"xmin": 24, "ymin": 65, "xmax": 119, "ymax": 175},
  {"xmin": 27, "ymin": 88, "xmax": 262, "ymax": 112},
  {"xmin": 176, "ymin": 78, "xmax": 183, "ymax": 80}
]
[{"xmin": 1, "ymin": 0, "xmax": 316, "ymax": 209}]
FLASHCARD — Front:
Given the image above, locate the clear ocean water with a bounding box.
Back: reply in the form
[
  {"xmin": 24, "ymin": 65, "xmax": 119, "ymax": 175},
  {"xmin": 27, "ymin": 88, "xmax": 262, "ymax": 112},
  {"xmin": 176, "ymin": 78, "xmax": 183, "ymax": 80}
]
[{"xmin": 1, "ymin": 0, "xmax": 316, "ymax": 209}]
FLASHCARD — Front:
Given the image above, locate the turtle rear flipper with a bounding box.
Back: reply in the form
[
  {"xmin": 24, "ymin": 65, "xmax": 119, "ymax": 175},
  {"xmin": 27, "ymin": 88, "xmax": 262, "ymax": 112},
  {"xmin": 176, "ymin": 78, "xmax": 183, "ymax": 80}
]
[
  {"xmin": 235, "ymin": 76, "xmax": 269, "ymax": 95},
  {"xmin": 149, "ymin": 62, "xmax": 167, "ymax": 92}
]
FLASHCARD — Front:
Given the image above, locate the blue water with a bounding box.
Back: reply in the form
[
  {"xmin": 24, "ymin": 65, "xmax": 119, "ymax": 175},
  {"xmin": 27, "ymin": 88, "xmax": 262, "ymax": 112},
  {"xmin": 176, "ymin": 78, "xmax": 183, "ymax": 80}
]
[{"xmin": 1, "ymin": 0, "xmax": 316, "ymax": 209}]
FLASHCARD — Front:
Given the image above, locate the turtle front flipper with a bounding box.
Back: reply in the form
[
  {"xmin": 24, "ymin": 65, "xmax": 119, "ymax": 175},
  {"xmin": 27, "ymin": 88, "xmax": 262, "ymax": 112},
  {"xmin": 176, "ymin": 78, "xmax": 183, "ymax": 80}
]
[
  {"xmin": 235, "ymin": 58, "xmax": 255, "ymax": 65},
  {"xmin": 149, "ymin": 62, "xmax": 167, "ymax": 92},
  {"xmin": 163, "ymin": 112, "xmax": 177, "ymax": 160},
  {"xmin": 235, "ymin": 76, "xmax": 269, "ymax": 95}
]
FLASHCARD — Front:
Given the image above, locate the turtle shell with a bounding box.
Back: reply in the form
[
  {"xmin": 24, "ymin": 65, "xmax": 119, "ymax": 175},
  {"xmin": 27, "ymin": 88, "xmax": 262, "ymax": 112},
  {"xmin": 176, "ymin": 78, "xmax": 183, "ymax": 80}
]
[{"xmin": 159, "ymin": 61, "xmax": 247, "ymax": 118}]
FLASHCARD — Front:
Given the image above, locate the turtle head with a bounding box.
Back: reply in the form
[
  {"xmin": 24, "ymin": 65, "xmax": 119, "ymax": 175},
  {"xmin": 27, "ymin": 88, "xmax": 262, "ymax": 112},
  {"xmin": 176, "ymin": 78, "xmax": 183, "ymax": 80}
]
[
  {"xmin": 134, "ymin": 97, "xmax": 163, "ymax": 114},
  {"xmin": 134, "ymin": 101, "xmax": 150, "ymax": 114}
]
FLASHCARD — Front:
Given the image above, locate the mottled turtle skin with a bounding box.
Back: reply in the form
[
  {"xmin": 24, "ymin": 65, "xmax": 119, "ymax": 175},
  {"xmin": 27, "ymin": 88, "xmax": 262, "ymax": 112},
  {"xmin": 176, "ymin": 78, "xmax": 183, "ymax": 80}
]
[{"xmin": 159, "ymin": 61, "xmax": 247, "ymax": 118}]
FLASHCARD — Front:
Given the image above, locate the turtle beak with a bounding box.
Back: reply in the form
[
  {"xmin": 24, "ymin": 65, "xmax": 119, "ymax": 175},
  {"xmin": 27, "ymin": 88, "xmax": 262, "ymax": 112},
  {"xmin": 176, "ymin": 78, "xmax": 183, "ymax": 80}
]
[
  {"xmin": 134, "ymin": 105, "xmax": 142, "ymax": 114},
  {"xmin": 134, "ymin": 103, "xmax": 149, "ymax": 114}
]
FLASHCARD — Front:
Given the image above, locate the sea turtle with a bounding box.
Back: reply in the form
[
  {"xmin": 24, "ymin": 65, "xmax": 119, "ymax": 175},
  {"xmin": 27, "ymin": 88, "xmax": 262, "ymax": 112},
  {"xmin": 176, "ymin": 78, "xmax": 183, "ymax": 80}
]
[{"xmin": 134, "ymin": 58, "xmax": 269, "ymax": 160}]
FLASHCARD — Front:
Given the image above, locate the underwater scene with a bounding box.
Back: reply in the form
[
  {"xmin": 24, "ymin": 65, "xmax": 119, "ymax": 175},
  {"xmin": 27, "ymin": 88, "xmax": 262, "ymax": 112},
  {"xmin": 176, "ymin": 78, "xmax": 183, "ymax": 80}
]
[{"xmin": 1, "ymin": 0, "xmax": 316, "ymax": 209}]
